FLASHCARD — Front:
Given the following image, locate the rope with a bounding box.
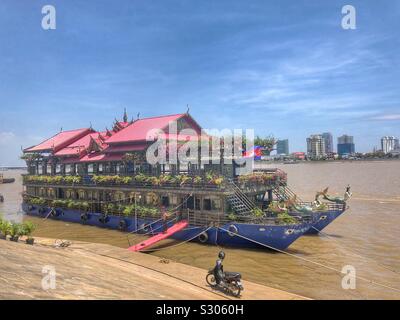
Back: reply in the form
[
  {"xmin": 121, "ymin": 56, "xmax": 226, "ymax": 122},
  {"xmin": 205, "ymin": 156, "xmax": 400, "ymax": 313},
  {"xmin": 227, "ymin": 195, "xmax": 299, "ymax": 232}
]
[
  {"xmin": 312, "ymin": 226, "xmax": 400, "ymax": 275},
  {"xmin": 218, "ymin": 226, "xmax": 400, "ymax": 295}
]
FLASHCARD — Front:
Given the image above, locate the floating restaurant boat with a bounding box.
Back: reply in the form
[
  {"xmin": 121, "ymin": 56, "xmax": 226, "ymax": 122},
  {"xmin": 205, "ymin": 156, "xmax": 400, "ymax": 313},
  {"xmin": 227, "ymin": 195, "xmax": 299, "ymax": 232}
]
[{"xmin": 20, "ymin": 111, "xmax": 348, "ymax": 251}]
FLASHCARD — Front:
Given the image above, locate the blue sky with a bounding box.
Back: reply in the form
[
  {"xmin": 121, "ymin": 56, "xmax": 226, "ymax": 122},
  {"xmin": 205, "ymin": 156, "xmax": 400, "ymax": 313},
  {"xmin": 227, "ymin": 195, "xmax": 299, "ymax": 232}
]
[{"xmin": 0, "ymin": 0, "xmax": 399, "ymax": 165}]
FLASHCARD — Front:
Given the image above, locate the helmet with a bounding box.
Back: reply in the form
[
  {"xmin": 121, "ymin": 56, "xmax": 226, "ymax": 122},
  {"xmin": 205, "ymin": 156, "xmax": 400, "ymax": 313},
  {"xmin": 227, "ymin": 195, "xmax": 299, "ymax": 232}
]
[{"xmin": 218, "ymin": 251, "xmax": 225, "ymax": 260}]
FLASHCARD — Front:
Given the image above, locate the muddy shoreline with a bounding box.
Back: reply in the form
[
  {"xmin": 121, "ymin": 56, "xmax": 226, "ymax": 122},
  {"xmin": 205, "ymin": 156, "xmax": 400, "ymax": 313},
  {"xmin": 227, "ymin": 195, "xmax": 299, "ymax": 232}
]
[{"xmin": 0, "ymin": 237, "xmax": 308, "ymax": 300}]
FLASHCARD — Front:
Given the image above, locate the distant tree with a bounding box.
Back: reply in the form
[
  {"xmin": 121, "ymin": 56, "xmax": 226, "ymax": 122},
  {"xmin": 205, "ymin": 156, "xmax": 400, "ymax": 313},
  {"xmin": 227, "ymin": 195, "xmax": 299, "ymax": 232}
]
[{"xmin": 254, "ymin": 135, "xmax": 276, "ymax": 155}]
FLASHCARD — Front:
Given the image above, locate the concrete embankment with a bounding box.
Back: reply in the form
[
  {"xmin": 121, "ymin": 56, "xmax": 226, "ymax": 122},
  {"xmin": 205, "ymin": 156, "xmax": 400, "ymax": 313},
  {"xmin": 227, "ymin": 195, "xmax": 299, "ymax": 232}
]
[{"xmin": 0, "ymin": 237, "xmax": 309, "ymax": 300}]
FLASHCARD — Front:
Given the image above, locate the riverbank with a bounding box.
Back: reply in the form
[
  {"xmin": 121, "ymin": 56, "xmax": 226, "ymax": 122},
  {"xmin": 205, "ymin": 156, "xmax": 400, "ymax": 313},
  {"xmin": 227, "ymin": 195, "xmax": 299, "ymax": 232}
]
[{"xmin": 0, "ymin": 237, "xmax": 308, "ymax": 300}]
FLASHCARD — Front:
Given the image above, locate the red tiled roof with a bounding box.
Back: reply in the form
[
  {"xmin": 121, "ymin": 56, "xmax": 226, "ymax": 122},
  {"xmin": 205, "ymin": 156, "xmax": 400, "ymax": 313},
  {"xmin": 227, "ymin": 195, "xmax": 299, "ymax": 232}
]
[
  {"xmin": 105, "ymin": 114, "xmax": 198, "ymax": 145},
  {"xmin": 79, "ymin": 153, "xmax": 123, "ymax": 163},
  {"xmin": 24, "ymin": 128, "xmax": 93, "ymax": 153},
  {"xmin": 54, "ymin": 132, "xmax": 107, "ymax": 157},
  {"xmin": 102, "ymin": 143, "xmax": 148, "ymax": 153}
]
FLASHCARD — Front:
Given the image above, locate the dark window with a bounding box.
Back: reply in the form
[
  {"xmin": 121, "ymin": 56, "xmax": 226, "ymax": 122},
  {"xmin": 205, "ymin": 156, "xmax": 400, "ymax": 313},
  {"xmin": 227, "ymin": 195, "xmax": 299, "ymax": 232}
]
[
  {"xmin": 162, "ymin": 196, "xmax": 169, "ymax": 207},
  {"xmin": 203, "ymin": 199, "xmax": 212, "ymax": 211}
]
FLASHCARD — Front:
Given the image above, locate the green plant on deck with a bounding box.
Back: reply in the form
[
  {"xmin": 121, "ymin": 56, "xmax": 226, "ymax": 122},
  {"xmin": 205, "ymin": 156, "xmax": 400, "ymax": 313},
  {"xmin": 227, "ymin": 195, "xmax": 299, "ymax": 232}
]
[
  {"xmin": 227, "ymin": 213, "xmax": 238, "ymax": 221},
  {"xmin": 80, "ymin": 201, "xmax": 90, "ymax": 212},
  {"xmin": 193, "ymin": 176, "xmax": 202, "ymax": 184},
  {"xmin": 134, "ymin": 173, "xmax": 147, "ymax": 183},
  {"xmin": 105, "ymin": 203, "xmax": 116, "ymax": 215},
  {"xmin": 30, "ymin": 197, "xmax": 47, "ymax": 206},
  {"xmin": 122, "ymin": 205, "xmax": 135, "ymax": 217},
  {"xmin": 277, "ymin": 212, "xmax": 297, "ymax": 225},
  {"xmin": 251, "ymin": 207, "xmax": 264, "ymax": 218}
]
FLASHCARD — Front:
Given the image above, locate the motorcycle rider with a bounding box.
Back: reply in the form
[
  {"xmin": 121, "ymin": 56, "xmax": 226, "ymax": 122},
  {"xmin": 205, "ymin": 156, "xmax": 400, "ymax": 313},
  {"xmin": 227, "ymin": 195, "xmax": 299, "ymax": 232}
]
[{"xmin": 213, "ymin": 251, "xmax": 226, "ymax": 288}]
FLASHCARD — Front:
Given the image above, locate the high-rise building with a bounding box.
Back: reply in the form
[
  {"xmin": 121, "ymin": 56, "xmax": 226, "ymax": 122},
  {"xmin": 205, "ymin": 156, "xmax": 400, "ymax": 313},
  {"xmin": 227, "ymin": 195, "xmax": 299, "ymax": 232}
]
[
  {"xmin": 307, "ymin": 135, "xmax": 326, "ymax": 159},
  {"xmin": 337, "ymin": 135, "xmax": 355, "ymax": 156},
  {"xmin": 276, "ymin": 139, "xmax": 289, "ymax": 155},
  {"xmin": 381, "ymin": 136, "xmax": 399, "ymax": 154},
  {"xmin": 322, "ymin": 132, "xmax": 333, "ymax": 153}
]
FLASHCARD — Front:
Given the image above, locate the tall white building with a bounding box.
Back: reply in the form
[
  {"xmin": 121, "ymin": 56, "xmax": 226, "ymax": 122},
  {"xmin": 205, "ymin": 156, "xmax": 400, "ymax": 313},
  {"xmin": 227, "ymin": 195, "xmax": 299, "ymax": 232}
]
[
  {"xmin": 381, "ymin": 136, "xmax": 399, "ymax": 154},
  {"xmin": 307, "ymin": 135, "xmax": 326, "ymax": 159}
]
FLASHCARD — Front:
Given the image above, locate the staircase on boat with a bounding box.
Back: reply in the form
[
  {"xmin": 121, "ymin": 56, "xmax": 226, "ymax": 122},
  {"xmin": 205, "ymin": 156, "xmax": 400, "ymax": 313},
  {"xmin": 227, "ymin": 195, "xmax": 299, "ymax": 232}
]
[
  {"xmin": 272, "ymin": 182, "xmax": 303, "ymax": 204},
  {"xmin": 226, "ymin": 180, "xmax": 256, "ymax": 215}
]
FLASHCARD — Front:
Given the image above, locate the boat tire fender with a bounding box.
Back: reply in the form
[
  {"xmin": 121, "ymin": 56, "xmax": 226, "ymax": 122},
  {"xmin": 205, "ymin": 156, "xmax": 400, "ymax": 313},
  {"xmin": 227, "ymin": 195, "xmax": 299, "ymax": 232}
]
[
  {"xmin": 119, "ymin": 219, "xmax": 127, "ymax": 231},
  {"xmin": 228, "ymin": 224, "xmax": 238, "ymax": 237},
  {"xmin": 198, "ymin": 231, "xmax": 209, "ymax": 243},
  {"xmin": 80, "ymin": 213, "xmax": 89, "ymax": 222},
  {"xmin": 139, "ymin": 223, "xmax": 150, "ymax": 233}
]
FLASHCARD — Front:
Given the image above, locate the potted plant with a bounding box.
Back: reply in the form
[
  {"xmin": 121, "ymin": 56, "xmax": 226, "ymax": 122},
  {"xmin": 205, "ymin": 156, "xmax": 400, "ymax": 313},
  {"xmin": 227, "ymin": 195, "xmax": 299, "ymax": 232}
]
[
  {"xmin": 9, "ymin": 222, "xmax": 23, "ymax": 242},
  {"xmin": 0, "ymin": 220, "xmax": 11, "ymax": 240},
  {"xmin": 22, "ymin": 221, "xmax": 36, "ymax": 245}
]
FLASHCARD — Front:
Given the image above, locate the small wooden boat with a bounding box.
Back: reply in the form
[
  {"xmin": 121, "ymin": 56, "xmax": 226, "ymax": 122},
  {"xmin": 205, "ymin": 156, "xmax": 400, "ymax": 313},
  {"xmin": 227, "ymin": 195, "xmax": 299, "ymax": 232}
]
[{"xmin": 0, "ymin": 174, "xmax": 15, "ymax": 184}]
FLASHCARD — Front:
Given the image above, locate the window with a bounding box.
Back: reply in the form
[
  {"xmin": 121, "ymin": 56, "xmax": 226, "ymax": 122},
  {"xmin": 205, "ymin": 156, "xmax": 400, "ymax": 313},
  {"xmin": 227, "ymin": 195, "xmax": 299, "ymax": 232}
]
[
  {"xmin": 47, "ymin": 165, "xmax": 52, "ymax": 174},
  {"xmin": 65, "ymin": 164, "xmax": 71, "ymax": 174},
  {"xmin": 29, "ymin": 166, "xmax": 36, "ymax": 175},
  {"xmin": 88, "ymin": 164, "xmax": 94, "ymax": 174},
  {"xmin": 98, "ymin": 164, "xmax": 103, "ymax": 173},
  {"xmin": 195, "ymin": 198, "xmax": 201, "ymax": 210},
  {"xmin": 38, "ymin": 166, "xmax": 43, "ymax": 175},
  {"xmin": 161, "ymin": 196, "xmax": 169, "ymax": 207},
  {"xmin": 212, "ymin": 199, "xmax": 221, "ymax": 210},
  {"xmin": 203, "ymin": 199, "xmax": 212, "ymax": 211},
  {"xmin": 56, "ymin": 164, "xmax": 61, "ymax": 174},
  {"xmin": 78, "ymin": 190, "xmax": 86, "ymax": 200}
]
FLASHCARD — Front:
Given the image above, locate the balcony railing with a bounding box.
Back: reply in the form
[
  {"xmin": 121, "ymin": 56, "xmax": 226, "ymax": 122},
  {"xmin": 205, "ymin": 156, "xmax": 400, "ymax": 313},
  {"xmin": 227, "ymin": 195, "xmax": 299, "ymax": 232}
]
[{"xmin": 22, "ymin": 171, "xmax": 285, "ymax": 192}]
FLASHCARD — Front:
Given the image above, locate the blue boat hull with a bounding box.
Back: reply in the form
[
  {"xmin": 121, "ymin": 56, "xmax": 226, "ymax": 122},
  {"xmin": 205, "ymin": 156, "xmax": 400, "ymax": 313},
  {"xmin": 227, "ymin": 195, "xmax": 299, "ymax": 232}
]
[
  {"xmin": 306, "ymin": 210, "xmax": 345, "ymax": 234},
  {"xmin": 22, "ymin": 203, "xmax": 311, "ymax": 251}
]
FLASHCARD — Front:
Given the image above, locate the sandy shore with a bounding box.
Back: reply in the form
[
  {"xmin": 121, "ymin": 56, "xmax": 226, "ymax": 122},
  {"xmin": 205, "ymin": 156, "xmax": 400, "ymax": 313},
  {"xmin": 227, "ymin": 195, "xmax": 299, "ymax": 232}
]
[{"xmin": 0, "ymin": 237, "xmax": 309, "ymax": 300}]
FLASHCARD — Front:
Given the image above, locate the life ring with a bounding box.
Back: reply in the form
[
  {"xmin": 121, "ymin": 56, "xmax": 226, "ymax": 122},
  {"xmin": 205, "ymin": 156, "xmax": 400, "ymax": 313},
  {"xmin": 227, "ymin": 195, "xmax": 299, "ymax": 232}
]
[
  {"xmin": 320, "ymin": 215, "xmax": 327, "ymax": 221},
  {"xmin": 80, "ymin": 213, "xmax": 89, "ymax": 222},
  {"xmin": 99, "ymin": 214, "xmax": 109, "ymax": 224},
  {"xmin": 198, "ymin": 231, "xmax": 209, "ymax": 243},
  {"xmin": 227, "ymin": 224, "xmax": 238, "ymax": 237},
  {"xmin": 118, "ymin": 219, "xmax": 127, "ymax": 231}
]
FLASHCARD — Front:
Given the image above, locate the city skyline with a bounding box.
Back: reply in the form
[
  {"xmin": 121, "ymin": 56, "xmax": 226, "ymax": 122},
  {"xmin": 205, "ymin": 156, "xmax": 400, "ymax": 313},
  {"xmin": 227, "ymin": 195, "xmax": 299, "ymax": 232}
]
[{"xmin": 1, "ymin": 0, "xmax": 400, "ymax": 165}]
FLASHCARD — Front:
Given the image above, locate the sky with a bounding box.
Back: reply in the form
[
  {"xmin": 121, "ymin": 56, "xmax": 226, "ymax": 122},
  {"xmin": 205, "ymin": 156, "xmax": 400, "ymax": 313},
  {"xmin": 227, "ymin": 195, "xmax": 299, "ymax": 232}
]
[{"xmin": 0, "ymin": 0, "xmax": 399, "ymax": 165}]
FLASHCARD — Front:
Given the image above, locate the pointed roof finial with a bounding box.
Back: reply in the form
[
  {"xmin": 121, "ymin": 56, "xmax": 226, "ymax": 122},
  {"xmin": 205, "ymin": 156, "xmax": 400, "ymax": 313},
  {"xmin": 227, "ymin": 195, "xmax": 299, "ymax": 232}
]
[
  {"xmin": 186, "ymin": 104, "xmax": 190, "ymax": 114},
  {"xmin": 123, "ymin": 108, "xmax": 128, "ymax": 122}
]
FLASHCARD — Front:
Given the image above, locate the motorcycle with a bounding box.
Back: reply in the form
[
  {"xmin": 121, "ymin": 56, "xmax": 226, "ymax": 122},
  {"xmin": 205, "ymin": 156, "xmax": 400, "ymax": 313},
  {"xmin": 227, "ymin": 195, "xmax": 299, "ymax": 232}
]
[{"xmin": 206, "ymin": 269, "xmax": 244, "ymax": 297}]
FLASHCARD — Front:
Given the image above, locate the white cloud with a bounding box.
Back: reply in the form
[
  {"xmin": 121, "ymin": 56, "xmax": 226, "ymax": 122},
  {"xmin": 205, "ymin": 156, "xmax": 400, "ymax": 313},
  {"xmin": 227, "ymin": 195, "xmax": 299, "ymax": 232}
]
[{"xmin": 370, "ymin": 114, "xmax": 400, "ymax": 121}]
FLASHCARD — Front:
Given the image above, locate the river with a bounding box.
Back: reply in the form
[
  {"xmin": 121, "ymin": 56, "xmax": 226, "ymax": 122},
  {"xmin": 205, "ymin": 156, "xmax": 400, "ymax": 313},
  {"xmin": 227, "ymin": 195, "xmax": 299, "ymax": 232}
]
[{"xmin": 1, "ymin": 161, "xmax": 399, "ymax": 299}]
